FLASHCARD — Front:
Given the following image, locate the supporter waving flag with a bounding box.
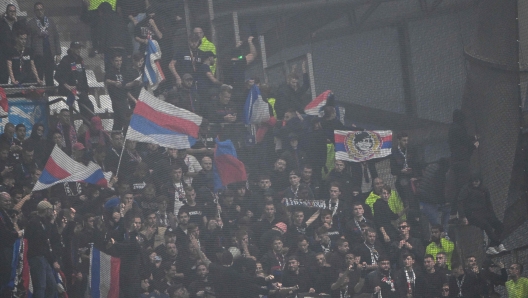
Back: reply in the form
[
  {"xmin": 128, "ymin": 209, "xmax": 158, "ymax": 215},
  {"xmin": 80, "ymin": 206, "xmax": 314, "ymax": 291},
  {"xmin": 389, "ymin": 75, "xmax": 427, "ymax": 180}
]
[
  {"xmin": 304, "ymin": 90, "xmax": 333, "ymax": 116},
  {"xmin": 213, "ymin": 138, "xmax": 247, "ymax": 191},
  {"xmin": 244, "ymin": 84, "xmax": 270, "ymax": 124},
  {"xmin": 143, "ymin": 39, "xmax": 165, "ymax": 90},
  {"xmin": 33, "ymin": 145, "xmax": 112, "ymax": 191},
  {"xmin": 127, "ymin": 89, "xmax": 203, "ymax": 149}
]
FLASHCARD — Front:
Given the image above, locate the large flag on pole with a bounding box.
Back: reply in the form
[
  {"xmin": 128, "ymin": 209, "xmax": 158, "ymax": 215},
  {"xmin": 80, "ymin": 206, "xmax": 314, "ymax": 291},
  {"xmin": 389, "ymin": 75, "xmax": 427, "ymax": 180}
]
[
  {"xmin": 334, "ymin": 130, "xmax": 392, "ymax": 162},
  {"xmin": 127, "ymin": 89, "xmax": 202, "ymax": 149},
  {"xmin": 243, "ymin": 84, "xmax": 270, "ymax": 124},
  {"xmin": 213, "ymin": 138, "xmax": 247, "ymax": 191},
  {"xmin": 33, "ymin": 146, "xmax": 112, "ymax": 191},
  {"xmin": 89, "ymin": 245, "xmax": 120, "ymax": 298}
]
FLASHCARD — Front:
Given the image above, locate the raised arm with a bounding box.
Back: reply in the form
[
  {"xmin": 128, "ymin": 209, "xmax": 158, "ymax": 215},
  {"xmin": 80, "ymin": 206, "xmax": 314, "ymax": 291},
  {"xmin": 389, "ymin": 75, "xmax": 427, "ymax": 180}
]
[{"xmin": 246, "ymin": 36, "xmax": 257, "ymax": 65}]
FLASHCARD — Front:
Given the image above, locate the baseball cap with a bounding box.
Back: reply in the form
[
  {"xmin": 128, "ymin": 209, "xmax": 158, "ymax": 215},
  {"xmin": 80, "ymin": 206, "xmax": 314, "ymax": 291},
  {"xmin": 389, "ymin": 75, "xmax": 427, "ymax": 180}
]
[{"xmin": 37, "ymin": 200, "xmax": 53, "ymax": 212}]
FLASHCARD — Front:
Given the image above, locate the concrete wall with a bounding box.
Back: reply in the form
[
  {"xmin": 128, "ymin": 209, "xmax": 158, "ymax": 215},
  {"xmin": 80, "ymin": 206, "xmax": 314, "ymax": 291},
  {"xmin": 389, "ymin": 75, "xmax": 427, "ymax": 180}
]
[{"xmin": 258, "ymin": 1, "xmax": 478, "ymax": 124}]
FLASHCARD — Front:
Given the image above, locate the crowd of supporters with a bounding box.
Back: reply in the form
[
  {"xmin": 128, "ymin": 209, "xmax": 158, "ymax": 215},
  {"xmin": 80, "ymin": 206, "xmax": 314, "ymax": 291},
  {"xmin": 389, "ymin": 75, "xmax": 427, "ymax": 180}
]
[{"xmin": 1, "ymin": 1, "xmax": 528, "ymax": 298}]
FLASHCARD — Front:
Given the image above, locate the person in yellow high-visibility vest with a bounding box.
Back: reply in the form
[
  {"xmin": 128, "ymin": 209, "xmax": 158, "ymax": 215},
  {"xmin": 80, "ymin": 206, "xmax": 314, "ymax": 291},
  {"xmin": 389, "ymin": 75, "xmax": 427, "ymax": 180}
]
[
  {"xmin": 365, "ymin": 177, "xmax": 406, "ymax": 219},
  {"xmin": 193, "ymin": 27, "xmax": 216, "ymax": 75}
]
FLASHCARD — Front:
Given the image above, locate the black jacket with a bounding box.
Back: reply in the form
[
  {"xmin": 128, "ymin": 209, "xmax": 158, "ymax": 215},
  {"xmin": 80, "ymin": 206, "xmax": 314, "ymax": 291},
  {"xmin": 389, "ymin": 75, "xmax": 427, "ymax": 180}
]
[
  {"xmin": 25, "ymin": 215, "xmax": 61, "ymax": 264},
  {"xmin": 457, "ymin": 184, "xmax": 494, "ymax": 218},
  {"xmin": 275, "ymin": 73, "xmax": 310, "ymax": 119},
  {"xmin": 349, "ymin": 161, "xmax": 378, "ymax": 192},
  {"xmin": 55, "ymin": 53, "xmax": 89, "ymax": 94}
]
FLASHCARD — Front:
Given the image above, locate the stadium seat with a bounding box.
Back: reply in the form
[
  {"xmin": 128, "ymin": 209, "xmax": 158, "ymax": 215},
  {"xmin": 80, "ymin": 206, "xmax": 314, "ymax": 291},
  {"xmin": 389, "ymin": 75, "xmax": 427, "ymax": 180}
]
[
  {"xmin": 48, "ymin": 96, "xmax": 69, "ymax": 115},
  {"xmin": 86, "ymin": 69, "xmax": 105, "ymax": 88},
  {"xmin": 98, "ymin": 95, "xmax": 113, "ymax": 113}
]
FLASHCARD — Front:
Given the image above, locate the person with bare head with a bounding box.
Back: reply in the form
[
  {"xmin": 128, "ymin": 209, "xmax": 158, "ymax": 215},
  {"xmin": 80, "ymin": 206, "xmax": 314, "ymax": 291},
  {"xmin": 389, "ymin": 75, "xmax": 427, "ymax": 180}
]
[
  {"xmin": 313, "ymin": 252, "xmax": 338, "ymax": 295},
  {"xmin": 194, "ymin": 26, "xmax": 216, "ymax": 74},
  {"xmin": 0, "ymin": 4, "xmax": 25, "ymax": 83},
  {"xmin": 345, "ymin": 202, "xmax": 375, "ymax": 245},
  {"xmin": 391, "ymin": 220, "xmax": 425, "ymax": 268},
  {"xmin": 506, "ymin": 263, "xmax": 528, "ymax": 298},
  {"xmin": 395, "ymin": 253, "xmax": 424, "ymax": 297},
  {"xmin": 373, "ymin": 184, "xmax": 402, "ymax": 244},
  {"xmin": 448, "ymin": 262, "xmax": 482, "ymax": 298},
  {"xmin": 169, "ymin": 33, "xmax": 204, "ymax": 88},
  {"xmin": 27, "ymin": 2, "xmax": 61, "ymax": 86},
  {"xmin": 355, "ymin": 227, "xmax": 384, "ymax": 273},
  {"xmin": 7, "ymin": 29, "xmax": 42, "ymax": 85},
  {"xmin": 363, "ymin": 255, "xmax": 397, "ymax": 297},
  {"xmin": 205, "ymin": 84, "xmax": 239, "ymax": 123},
  {"xmin": 365, "ymin": 177, "xmax": 405, "ymax": 218},
  {"xmin": 281, "ymin": 255, "xmax": 315, "ymax": 295},
  {"xmin": 390, "ymin": 132, "xmax": 420, "ymax": 209},
  {"xmin": 275, "ymin": 59, "xmax": 310, "ymax": 118},
  {"xmin": 422, "ymin": 254, "xmax": 447, "ymax": 297},
  {"xmin": 0, "ymin": 191, "xmax": 23, "ymax": 297}
]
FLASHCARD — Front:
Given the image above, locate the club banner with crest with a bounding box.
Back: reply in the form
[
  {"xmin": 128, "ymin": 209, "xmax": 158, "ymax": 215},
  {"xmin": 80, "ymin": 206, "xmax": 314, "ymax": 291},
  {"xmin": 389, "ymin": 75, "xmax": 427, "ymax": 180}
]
[{"xmin": 334, "ymin": 130, "xmax": 392, "ymax": 162}]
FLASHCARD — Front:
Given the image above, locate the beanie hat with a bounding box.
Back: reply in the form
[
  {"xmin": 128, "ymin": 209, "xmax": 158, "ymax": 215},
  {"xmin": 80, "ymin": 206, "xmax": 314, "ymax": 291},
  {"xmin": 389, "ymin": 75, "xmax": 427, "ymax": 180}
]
[{"xmin": 275, "ymin": 222, "xmax": 287, "ymax": 233}]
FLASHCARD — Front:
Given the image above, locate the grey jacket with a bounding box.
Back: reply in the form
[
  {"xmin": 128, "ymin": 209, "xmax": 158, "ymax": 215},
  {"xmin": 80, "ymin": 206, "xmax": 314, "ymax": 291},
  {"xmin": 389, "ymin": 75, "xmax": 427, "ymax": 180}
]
[{"xmin": 26, "ymin": 16, "xmax": 61, "ymax": 57}]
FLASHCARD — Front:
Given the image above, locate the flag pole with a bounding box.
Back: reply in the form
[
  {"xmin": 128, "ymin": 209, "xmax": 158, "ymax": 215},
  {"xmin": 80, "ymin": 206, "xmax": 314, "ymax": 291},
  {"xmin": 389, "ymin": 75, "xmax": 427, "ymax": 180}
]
[{"xmin": 115, "ymin": 132, "xmax": 127, "ymax": 177}]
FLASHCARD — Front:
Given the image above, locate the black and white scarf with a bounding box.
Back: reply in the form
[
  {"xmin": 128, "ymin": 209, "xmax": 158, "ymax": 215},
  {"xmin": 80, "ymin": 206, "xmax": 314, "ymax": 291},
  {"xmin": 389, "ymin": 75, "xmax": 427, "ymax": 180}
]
[{"xmin": 36, "ymin": 16, "xmax": 50, "ymax": 36}]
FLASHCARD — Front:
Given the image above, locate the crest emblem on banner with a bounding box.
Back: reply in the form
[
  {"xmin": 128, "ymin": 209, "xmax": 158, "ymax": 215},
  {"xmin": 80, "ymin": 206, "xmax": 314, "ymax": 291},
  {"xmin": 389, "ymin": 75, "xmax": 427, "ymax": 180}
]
[{"xmin": 344, "ymin": 131, "xmax": 383, "ymax": 161}]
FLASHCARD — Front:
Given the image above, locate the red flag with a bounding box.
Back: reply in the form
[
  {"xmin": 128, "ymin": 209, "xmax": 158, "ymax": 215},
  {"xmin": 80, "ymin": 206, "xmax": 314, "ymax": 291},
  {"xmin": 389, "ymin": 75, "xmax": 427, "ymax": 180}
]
[{"xmin": 0, "ymin": 87, "xmax": 8, "ymax": 117}]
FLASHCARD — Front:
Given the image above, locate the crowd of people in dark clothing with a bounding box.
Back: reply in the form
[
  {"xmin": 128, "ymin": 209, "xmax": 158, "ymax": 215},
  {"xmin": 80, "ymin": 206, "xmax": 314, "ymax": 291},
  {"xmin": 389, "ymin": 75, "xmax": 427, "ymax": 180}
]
[{"xmin": 1, "ymin": 1, "xmax": 528, "ymax": 298}]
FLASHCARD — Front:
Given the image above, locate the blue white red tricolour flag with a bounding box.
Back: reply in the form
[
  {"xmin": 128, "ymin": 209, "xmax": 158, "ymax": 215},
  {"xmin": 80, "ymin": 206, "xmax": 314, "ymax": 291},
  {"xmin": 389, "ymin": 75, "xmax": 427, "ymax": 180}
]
[
  {"xmin": 334, "ymin": 130, "xmax": 392, "ymax": 162},
  {"xmin": 304, "ymin": 90, "xmax": 333, "ymax": 116},
  {"xmin": 3, "ymin": 237, "xmax": 32, "ymax": 297},
  {"xmin": 33, "ymin": 146, "xmax": 112, "ymax": 191},
  {"xmin": 243, "ymin": 85, "xmax": 270, "ymax": 125},
  {"xmin": 213, "ymin": 138, "xmax": 247, "ymax": 191},
  {"xmin": 127, "ymin": 89, "xmax": 202, "ymax": 149},
  {"xmin": 89, "ymin": 245, "xmax": 120, "ymax": 298},
  {"xmin": 143, "ymin": 40, "xmax": 165, "ymax": 90}
]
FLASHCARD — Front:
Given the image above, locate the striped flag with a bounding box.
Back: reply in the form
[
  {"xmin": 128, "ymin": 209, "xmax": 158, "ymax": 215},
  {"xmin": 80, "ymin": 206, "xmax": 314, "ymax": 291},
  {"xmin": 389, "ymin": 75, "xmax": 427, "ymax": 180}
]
[
  {"xmin": 6, "ymin": 238, "xmax": 29, "ymax": 297},
  {"xmin": 243, "ymin": 85, "xmax": 270, "ymax": 124},
  {"xmin": 334, "ymin": 130, "xmax": 392, "ymax": 162},
  {"xmin": 213, "ymin": 138, "xmax": 247, "ymax": 191},
  {"xmin": 0, "ymin": 87, "xmax": 8, "ymax": 117},
  {"xmin": 127, "ymin": 89, "xmax": 202, "ymax": 149},
  {"xmin": 89, "ymin": 245, "xmax": 120, "ymax": 298},
  {"xmin": 33, "ymin": 146, "xmax": 112, "ymax": 191},
  {"xmin": 304, "ymin": 90, "xmax": 332, "ymax": 116},
  {"xmin": 143, "ymin": 39, "xmax": 165, "ymax": 90}
]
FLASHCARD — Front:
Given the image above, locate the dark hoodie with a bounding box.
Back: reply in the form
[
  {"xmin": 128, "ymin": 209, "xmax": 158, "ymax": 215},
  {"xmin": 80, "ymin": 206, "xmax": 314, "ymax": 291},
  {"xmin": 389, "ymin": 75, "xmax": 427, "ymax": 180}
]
[
  {"xmin": 457, "ymin": 174, "xmax": 494, "ymax": 218},
  {"xmin": 448, "ymin": 109, "xmax": 475, "ymax": 162}
]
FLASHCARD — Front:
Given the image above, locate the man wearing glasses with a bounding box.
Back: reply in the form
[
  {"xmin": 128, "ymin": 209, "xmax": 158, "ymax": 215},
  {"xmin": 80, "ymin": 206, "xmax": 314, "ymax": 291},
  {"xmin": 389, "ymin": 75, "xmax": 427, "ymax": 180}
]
[{"xmin": 390, "ymin": 220, "xmax": 425, "ymax": 269}]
